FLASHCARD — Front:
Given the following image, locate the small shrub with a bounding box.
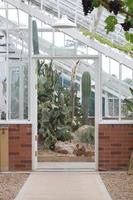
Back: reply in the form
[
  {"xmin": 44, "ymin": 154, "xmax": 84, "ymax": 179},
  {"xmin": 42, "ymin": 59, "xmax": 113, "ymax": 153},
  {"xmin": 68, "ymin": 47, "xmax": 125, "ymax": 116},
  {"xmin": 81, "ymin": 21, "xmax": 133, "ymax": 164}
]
[
  {"xmin": 56, "ymin": 128, "xmax": 73, "ymax": 142},
  {"xmin": 80, "ymin": 126, "xmax": 94, "ymax": 144},
  {"xmin": 44, "ymin": 134, "xmax": 57, "ymax": 150}
]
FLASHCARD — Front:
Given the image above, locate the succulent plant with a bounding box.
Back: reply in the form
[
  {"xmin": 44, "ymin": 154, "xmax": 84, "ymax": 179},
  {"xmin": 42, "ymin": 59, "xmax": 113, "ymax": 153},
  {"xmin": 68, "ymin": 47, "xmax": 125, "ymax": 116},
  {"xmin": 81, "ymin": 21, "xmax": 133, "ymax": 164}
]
[{"xmin": 81, "ymin": 71, "xmax": 91, "ymax": 124}]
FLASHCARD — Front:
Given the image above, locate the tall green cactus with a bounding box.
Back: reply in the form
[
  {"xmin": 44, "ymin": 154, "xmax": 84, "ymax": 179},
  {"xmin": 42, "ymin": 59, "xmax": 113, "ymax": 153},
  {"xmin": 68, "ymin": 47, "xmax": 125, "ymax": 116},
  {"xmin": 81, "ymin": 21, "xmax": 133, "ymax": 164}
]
[
  {"xmin": 32, "ymin": 20, "xmax": 39, "ymax": 55},
  {"xmin": 81, "ymin": 71, "xmax": 91, "ymax": 124}
]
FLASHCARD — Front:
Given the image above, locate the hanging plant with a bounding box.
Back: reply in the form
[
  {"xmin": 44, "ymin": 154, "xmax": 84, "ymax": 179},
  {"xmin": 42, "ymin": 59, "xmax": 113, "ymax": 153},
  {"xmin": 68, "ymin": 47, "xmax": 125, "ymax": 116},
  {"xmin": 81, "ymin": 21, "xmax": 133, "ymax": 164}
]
[{"xmin": 81, "ymin": 0, "xmax": 133, "ymax": 43}]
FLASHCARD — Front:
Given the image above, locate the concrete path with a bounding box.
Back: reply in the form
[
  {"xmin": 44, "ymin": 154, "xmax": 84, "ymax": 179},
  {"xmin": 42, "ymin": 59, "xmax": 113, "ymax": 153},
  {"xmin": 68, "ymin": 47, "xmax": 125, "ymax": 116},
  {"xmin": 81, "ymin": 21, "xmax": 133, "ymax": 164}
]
[{"xmin": 15, "ymin": 172, "xmax": 112, "ymax": 200}]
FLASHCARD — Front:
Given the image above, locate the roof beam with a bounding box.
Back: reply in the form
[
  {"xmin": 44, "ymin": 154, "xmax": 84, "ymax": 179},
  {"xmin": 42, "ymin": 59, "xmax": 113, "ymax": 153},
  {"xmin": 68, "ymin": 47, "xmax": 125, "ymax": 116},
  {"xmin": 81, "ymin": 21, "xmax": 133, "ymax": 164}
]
[{"xmin": 4, "ymin": 0, "xmax": 133, "ymax": 69}]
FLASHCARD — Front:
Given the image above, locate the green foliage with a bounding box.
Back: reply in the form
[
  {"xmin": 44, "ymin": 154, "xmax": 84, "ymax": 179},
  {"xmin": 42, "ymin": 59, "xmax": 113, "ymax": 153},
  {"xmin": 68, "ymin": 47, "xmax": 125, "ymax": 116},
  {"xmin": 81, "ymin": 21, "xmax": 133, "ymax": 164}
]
[
  {"xmin": 81, "ymin": 0, "xmax": 133, "ymax": 44},
  {"xmin": 125, "ymin": 32, "xmax": 133, "ymax": 43},
  {"xmin": 124, "ymin": 88, "xmax": 133, "ymax": 112},
  {"xmin": 81, "ymin": 28, "xmax": 133, "ymax": 57},
  {"xmin": 79, "ymin": 126, "xmax": 94, "ymax": 145},
  {"xmin": 82, "ymin": 71, "xmax": 91, "ymax": 124},
  {"xmin": 38, "ymin": 60, "xmax": 83, "ymax": 149},
  {"xmin": 125, "ymin": 0, "xmax": 133, "ymax": 13},
  {"xmin": 70, "ymin": 60, "xmax": 83, "ymax": 130},
  {"xmin": 38, "ymin": 60, "xmax": 70, "ymax": 149},
  {"xmin": 56, "ymin": 127, "xmax": 73, "ymax": 142},
  {"xmin": 92, "ymin": 0, "xmax": 100, "ymax": 8},
  {"xmin": 44, "ymin": 134, "xmax": 57, "ymax": 150},
  {"xmin": 105, "ymin": 16, "xmax": 118, "ymax": 34}
]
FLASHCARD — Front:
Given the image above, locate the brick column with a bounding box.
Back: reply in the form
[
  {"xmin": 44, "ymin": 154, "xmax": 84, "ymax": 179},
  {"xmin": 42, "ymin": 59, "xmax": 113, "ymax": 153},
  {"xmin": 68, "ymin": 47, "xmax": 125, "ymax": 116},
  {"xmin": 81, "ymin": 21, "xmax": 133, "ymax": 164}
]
[
  {"xmin": 99, "ymin": 124, "xmax": 133, "ymax": 171},
  {"xmin": 9, "ymin": 124, "xmax": 32, "ymax": 171}
]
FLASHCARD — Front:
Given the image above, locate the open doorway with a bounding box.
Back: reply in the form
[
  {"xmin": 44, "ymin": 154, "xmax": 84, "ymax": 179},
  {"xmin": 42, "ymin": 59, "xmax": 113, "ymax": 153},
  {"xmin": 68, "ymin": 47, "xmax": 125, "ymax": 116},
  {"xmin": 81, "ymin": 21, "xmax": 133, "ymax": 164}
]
[{"xmin": 37, "ymin": 59, "xmax": 95, "ymax": 167}]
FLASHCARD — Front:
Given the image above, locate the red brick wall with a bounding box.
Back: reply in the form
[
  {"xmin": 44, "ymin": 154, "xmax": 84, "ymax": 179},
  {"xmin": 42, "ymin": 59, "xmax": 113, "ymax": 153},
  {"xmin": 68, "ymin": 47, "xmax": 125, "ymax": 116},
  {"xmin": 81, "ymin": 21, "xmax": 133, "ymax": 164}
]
[
  {"xmin": 9, "ymin": 124, "xmax": 32, "ymax": 171},
  {"xmin": 99, "ymin": 124, "xmax": 133, "ymax": 171}
]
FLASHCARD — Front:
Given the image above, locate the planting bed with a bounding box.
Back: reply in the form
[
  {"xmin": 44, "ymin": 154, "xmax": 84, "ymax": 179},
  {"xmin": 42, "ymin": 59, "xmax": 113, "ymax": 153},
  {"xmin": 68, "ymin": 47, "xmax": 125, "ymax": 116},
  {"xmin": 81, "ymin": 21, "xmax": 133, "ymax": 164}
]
[
  {"xmin": 0, "ymin": 173, "xmax": 29, "ymax": 200},
  {"xmin": 101, "ymin": 172, "xmax": 133, "ymax": 200},
  {"xmin": 38, "ymin": 149, "xmax": 94, "ymax": 162}
]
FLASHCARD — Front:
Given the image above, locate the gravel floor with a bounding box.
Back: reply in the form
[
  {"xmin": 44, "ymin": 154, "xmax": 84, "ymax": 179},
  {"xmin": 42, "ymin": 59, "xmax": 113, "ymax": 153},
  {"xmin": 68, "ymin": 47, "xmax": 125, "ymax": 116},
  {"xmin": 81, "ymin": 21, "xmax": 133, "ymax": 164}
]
[
  {"xmin": 0, "ymin": 173, "xmax": 29, "ymax": 200},
  {"xmin": 100, "ymin": 172, "xmax": 133, "ymax": 200}
]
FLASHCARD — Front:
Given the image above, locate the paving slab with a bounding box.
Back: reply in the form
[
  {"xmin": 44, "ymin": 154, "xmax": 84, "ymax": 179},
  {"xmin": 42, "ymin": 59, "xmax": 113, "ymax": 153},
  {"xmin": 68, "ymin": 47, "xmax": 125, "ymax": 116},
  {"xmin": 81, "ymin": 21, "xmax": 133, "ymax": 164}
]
[{"xmin": 15, "ymin": 172, "xmax": 112, "ymax": 200}]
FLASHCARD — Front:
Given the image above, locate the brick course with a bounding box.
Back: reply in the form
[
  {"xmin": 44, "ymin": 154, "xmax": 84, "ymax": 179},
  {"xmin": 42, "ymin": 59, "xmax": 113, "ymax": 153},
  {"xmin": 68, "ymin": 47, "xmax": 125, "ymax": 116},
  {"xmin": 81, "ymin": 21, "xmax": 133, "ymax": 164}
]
[
  {"xmin": 99, "ymin": 124, "xmax": 133, "ymax": 171},
  {"xmin": 8, "ymin": 124, "xmax": 32, "ymax": 171}
]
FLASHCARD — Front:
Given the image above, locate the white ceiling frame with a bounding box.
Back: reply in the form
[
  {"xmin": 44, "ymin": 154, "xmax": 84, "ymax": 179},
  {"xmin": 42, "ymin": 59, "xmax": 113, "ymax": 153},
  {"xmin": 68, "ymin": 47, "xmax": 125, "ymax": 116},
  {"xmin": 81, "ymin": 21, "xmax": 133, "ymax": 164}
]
[{"xmin": 4, "ymin": 0, "xmax": 133, "ymax": 70}]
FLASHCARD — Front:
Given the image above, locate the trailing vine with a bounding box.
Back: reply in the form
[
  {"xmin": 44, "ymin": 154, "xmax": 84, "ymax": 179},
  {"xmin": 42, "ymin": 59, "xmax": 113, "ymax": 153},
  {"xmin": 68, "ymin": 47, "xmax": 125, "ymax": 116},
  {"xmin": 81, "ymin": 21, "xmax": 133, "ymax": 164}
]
[
  {"xmin": 81, "ymin": 0, "xmax": 133, "ymax": 43},
  {"xmin": 81, "ymin": 28, "xmax": 133, "ymax": 57}
]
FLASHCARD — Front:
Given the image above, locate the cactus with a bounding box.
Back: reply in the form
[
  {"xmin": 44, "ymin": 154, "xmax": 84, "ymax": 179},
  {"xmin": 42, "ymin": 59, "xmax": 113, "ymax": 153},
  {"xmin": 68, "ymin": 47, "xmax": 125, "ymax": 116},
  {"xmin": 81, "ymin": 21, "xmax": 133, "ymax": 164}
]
[
  {"xmin": 32, "ymin": 20, "xmax": 39, "ymax": 55},
  {"xmin": 81, "ymin": 71, "xmax": 91, "ymax": 124},
  {"xmin": 59, "ymin": 93, "xmax": 65, "ymax": 107}
]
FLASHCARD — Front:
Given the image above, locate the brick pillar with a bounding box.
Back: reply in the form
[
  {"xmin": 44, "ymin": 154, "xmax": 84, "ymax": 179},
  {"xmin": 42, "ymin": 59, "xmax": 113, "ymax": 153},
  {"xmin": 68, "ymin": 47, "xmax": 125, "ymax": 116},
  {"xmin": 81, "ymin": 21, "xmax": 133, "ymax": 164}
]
[
  {"xmin": 99, "ymin": 124, "xmax": 133, "ymax": 171},
  {"xmin": 9, "ymin": 124, "xmax": 32, "ymax": 171}
]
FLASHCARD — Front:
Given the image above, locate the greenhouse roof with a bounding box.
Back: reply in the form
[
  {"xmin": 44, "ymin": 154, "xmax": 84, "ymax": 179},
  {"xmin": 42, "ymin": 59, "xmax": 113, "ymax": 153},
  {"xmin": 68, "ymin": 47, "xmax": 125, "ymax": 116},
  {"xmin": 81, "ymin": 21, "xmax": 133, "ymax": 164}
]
[
  {"xmin": 0, "ymin": 0, "xmax": 132, "ymax": 116},
  {"xmin": 2, "ymin": 0, "xmax": 132, "ymax": 70}
]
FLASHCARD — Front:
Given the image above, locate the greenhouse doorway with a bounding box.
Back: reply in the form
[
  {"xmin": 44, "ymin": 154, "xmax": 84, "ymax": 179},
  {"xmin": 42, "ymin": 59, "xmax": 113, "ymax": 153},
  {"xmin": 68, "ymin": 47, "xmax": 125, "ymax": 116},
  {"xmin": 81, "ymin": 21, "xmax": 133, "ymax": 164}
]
[{"xmin": 37, "ymin": 59, "xmax": 96, "ymax": 170}]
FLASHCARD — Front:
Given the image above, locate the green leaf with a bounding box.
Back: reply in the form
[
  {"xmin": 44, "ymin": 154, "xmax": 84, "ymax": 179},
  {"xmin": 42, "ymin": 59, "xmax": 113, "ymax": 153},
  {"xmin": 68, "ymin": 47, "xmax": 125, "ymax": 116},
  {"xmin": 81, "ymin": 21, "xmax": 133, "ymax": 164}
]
[
  {"xmin": 125, "ymin": 32, "xmax": 133, "ymax": 43},
  {"xmin": 129, "ymin": 87, "xmax": 133, "ymax": 95},
  {"xmin": 125, "ymin": 0, "xmax": 133, "ymax": 12},
  {"xmin": 105, "ymin": 16, "xmax": 118, "ymax": 34},
  {"xmin": 124, "ymin": 99, "xmax": 133, "ymax": 112},
  {"xmin": 92, "ymin": 0, "xmax": 101, "ymax": 8}
]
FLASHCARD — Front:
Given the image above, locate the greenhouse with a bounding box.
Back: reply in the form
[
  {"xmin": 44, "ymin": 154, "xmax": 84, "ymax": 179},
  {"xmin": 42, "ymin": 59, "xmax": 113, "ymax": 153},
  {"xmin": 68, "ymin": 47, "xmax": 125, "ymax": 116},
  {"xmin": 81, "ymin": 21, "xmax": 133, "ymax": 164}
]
[{"xmin": 0, "ymin": 0, "xmax": 132, "ymax": 175}]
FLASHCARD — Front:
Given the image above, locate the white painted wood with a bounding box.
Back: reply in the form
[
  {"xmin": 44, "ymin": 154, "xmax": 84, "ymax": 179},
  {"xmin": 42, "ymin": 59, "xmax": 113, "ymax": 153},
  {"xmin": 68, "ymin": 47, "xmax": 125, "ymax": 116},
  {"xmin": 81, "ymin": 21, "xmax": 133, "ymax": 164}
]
[
  {"xmin": 5, "ymin": 0, "xmax": 133, "ymax": 69},
  {"xmin": 95, "ymin": 55, "xmax": 102, "ymax": 170}
]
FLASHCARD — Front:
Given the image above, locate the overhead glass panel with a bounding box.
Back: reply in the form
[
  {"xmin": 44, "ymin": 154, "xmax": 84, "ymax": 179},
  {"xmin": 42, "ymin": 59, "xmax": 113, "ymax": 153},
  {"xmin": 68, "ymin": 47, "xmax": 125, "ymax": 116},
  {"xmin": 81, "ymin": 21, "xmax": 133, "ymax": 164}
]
[
  {"xmin": 8, "ymin": 8, "xmax": 18, "ymax": 25},
  {"xmin": 19, "ymin": 10, "xmax": 28, "ymax": 27},
  {"xmin": 102, "ymin": 54, "xmax": 109, "ymax": 73},
  {"xmin": 110, "ymin": 58, "xmax": 119, "ymax": 79}
]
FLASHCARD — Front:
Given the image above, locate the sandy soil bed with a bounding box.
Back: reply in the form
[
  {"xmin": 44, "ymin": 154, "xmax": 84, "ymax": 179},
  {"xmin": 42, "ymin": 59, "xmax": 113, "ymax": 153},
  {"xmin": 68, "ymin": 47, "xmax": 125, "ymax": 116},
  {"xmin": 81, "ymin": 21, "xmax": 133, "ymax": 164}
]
[
  {"xmin": 0, "ymin": 173, "xmax": 29, "ymax": 200},
  {"xmin": 100, "ymin": 172, "xmax": 133, "ymax": 200},
  {"xmin": 38, "ymin": 149, "xmax": 94, "ymax": 162}
]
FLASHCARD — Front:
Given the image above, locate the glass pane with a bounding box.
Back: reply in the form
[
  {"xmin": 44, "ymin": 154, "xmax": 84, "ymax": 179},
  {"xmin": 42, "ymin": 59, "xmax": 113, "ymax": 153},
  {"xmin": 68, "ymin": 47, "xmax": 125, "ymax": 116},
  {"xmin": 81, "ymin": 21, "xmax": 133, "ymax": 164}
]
[
  {"xmin": 8, "ymin": 61, "xmax": 29, "ymax": 120},
  {"xmin": 8, "ymin": 9, "xmax": 18, "ymax": 25},
  {"xmin": 110, "ymin": 58, "xmax": 119, "ymax": 79},
  {"xmin": 19, "ymin": 10, "xmax": 28, "ymax": 27},
  {"xmin": 23, "ymin": 64, "xmax": 28, "ymax": 119},
  {"xmin": 102, "ymin": 54, "xmax": 109, "ymax": 73},
  {"xmin": 122, "ymin": 65, "xmax": 133, "ymax": 85},
  {"xmin": 0, "ymin": 59, "xmax": 6, "ymax": 120},
  {"xmin": 102, "ymin": 90, "xmax": 119, "ymax": 120},
  {"xmin": 9, "ymin": 67, "xmax": 20, "ymax": 119},
  {"xmin": 55, "ymin": 32, "xmax": 64, "ymax": 47}
]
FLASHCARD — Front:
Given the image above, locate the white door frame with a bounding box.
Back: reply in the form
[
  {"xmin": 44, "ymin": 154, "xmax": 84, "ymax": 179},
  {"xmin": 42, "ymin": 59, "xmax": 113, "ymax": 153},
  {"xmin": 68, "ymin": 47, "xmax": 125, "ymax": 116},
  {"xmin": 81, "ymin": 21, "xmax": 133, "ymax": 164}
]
[{"xmin": 31, "ymin": 55, "xmax": 101, "ymax": 170}]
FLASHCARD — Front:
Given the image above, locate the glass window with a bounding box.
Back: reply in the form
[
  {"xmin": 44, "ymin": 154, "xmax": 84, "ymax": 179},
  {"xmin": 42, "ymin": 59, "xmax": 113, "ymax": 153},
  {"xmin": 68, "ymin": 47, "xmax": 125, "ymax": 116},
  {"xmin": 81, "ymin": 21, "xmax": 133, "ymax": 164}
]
[
  {"xmin": 9, "ymin": 66, "xmax": 20, "ymax": 119},
  {"xmin": 0, "ymin": 59, "xmax": 7, "ymax": 120},
  {"xmin": 122, "ymin": 65, "xmax": 132, "ymax": 85},
  {"xmin": 102, "ymin": 90, "xmax": 119, "ymax": 120},
  {"xmin": 102, "ymin": 54, "xmax": 109, "ymax": 73},
  {"xmin": 110, "ymin": 58, "xmax": 119, "ymax": 79},
  {"xmin": 8, "ymin": 61, "xmax": 29, "ymax": 120}
]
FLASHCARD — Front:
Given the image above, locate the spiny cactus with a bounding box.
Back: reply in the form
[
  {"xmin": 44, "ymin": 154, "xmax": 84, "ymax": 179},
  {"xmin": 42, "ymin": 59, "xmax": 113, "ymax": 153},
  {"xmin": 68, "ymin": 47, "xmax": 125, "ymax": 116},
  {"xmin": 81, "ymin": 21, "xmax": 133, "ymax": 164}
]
[
  {"xmin": 59, "ymin": 93, "xmax": 65, "ymax": 107},
  {"xmin": 81, "ymin": 71, "xmax": 91, "ymax": 124},
  {"xmin": 32, "ymin": 20, "xmax": 39, "ymax": 55}
]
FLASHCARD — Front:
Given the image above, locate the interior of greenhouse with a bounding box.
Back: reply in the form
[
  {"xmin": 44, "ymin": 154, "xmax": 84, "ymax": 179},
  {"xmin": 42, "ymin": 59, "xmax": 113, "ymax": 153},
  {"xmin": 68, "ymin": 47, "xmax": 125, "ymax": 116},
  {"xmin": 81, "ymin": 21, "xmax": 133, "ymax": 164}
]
[{"xmin": 0, "ymin": 0, "xmax": 133, "ymax": 172}]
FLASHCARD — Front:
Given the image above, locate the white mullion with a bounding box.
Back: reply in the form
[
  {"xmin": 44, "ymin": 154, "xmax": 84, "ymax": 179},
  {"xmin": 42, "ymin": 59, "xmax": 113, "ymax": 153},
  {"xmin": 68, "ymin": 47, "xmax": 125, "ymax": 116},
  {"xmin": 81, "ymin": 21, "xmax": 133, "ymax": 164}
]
[
  {"xmin": 75, "ymin": 0, "xmax": 79, "ymax": 24},
  {"xmin": 57, "ymin": 0, "xmax": 61, "ymax": 18},
  {"xmin": 52, "ymin": 29, "xmax": 55, "ymax": 57},
  {"xmin": 119, "ymin": 63, "xmax": 122, "ymax": 121},
  {"xmin": 19, "ymin": 64, "xmax": 24, "ymax": 119},
  {"xmin": 28, "ymin": 14, "xmax": 37, "ymax": 170},
  {"xmin": 28, "ymin": 14, "xmax": 32, "ymax": 121},
  {"xmin": 5, "ymin": 3, "xmax": 9, "ymax": 121},
  {"xmin": 95, "ymin": 54, "xmax": 102, "ymax": 170}
]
